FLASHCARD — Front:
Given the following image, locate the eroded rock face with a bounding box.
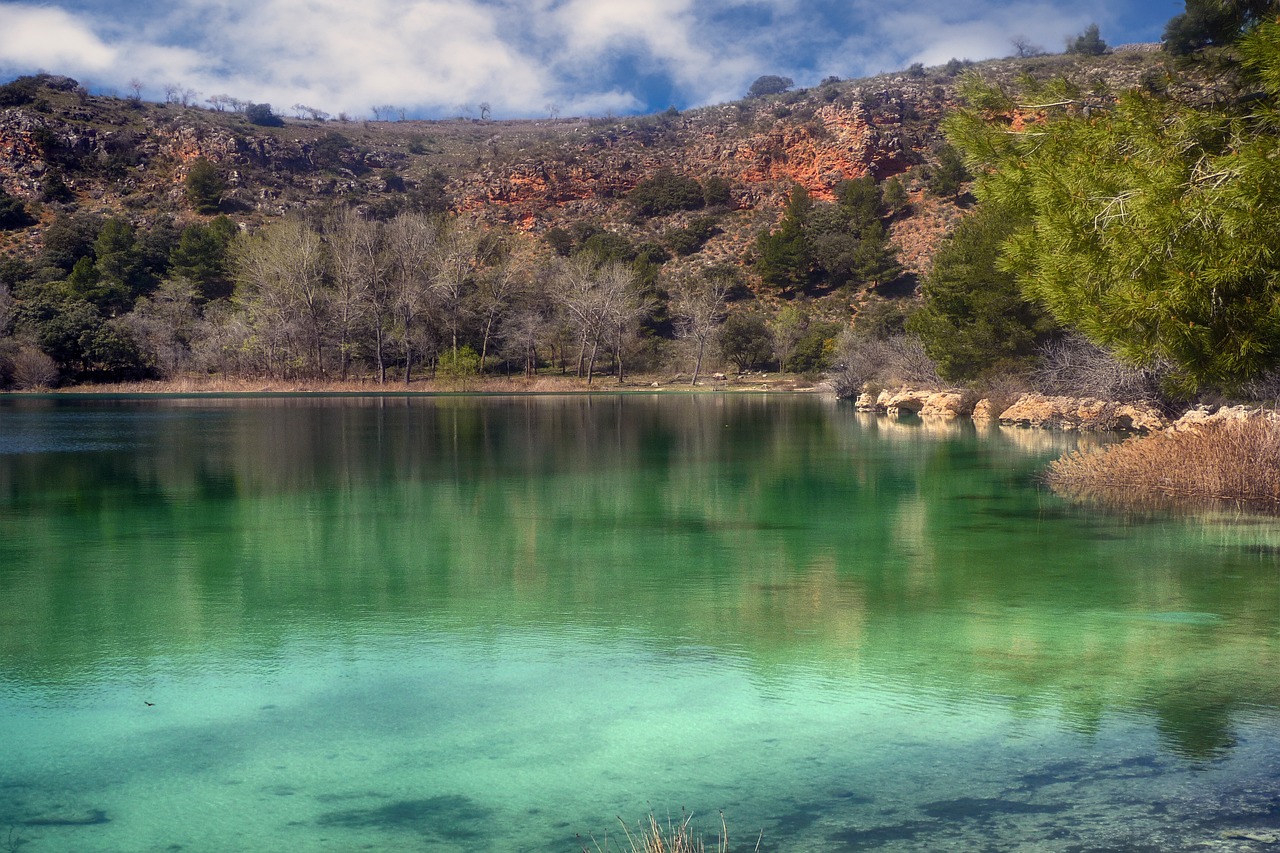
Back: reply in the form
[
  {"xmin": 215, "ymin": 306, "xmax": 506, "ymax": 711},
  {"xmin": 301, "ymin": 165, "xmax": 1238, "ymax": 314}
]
[
  {"xmin": 997, "ymin": 394, "xmax": 1166, "ymax": 432},
  {"xmin": 860, "ymin": 386, "xmax": 967, "ymax": 417},
  {"xmin": 1169, "ymin": 405, "xmax": 1280, "ymax": 431}
]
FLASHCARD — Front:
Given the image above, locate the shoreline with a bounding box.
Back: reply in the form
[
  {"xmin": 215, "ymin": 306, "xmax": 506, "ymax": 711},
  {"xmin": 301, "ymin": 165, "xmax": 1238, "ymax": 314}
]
[{"xmin": 2, "ymin": 373, "xmax": 826, "ymax": 396}]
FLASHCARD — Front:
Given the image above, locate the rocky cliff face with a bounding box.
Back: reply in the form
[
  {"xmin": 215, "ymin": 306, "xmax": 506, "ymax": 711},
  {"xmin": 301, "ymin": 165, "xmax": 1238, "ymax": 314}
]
[{"xmin": 0, "ymin": 48, "xmax": 1170, "ymax": 283}]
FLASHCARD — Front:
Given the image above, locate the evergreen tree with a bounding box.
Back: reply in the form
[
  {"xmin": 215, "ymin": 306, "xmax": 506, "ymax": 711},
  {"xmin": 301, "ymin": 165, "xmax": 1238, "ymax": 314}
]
[
  {"xmin": 908, "ymin": 203, "xmax": 1057, "ymax": 380},
  {"xmin": 184, "ymin": 158, "xmax": 225, "ymax": 214},
  {"xmin": 1163, "ymin": 0, "xmax": 1278, "ymax": 54},
  {"xmin": 754, "ymin": 185, "xmax": 814, "ymax": 294},
  {"xmin": 944, "ymin": 22, "xmax": 1280, "ymax": 391}
]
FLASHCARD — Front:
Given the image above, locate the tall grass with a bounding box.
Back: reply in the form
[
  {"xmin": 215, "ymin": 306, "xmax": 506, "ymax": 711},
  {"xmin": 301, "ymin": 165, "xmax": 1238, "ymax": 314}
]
[
  {"xmin": 1047, "ymin": 418, "xmax": 1280, "ymax": 510},
  {"xmin": 582, "ymin": 811, "xmax": 754, "ymax": 853}
]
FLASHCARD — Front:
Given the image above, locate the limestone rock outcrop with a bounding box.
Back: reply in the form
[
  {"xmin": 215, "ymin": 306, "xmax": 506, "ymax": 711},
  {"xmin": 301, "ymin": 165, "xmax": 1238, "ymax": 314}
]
[{"xmin": 996, "ymin": 394, "xmax": 1166, "ymax": 432}]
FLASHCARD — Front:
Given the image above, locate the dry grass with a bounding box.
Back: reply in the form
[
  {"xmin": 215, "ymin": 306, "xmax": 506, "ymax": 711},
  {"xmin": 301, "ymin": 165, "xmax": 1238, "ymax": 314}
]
[
  {"xmin": 1047, "ymin": 418, "xmax": 1280, "ymax": 511},
  {"xmin": 583, "ymin": 812, "xmax": 749, "ymax": 853}
]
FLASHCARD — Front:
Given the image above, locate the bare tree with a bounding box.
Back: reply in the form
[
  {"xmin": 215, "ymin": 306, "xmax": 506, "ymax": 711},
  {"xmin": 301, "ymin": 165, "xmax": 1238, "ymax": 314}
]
[
  {"xmin": 127, "ymin": 279, "xmax": 198, "ymax": 376},
  {"xmin": 479, "ymin": 102, "xmax": 492, "ymax": 121},
  {"xmin": 384, "ymin": 213, "xmax": 440, "ymax": 383},
  {"xmin": 128, "ymin": 78, "xmax": 144, "ymax": 101},
  {"xmin": 1011, "ymin": 35, "xmax": 1045, "ymax": 58},
  {"xmin": 163, "ymin": 83, "xmax": 181, "ymax": 104},
  {"xmin": 327, "ymin": 210, "xmax": 389, "ymax": 380},
  {"xmin": 671, "ymin": 268, "xmax": 731, "ymax": 386},
  {"xmin": 231, "ymin": 219, "xmax": 331, "ymax": 377},
  {"xmin": 472, "ymin": 237, "xmax": 533, "ymax": 369},
  {"xmin": 430, "ymin": 216, "xmax": 486, "ymax": 359}
]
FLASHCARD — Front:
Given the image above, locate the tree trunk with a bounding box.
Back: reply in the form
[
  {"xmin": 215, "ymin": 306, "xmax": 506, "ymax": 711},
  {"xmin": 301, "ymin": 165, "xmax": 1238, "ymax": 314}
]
[{"xmin": 691, "ymin": 338, "xmax": 705, "ymax": 387}]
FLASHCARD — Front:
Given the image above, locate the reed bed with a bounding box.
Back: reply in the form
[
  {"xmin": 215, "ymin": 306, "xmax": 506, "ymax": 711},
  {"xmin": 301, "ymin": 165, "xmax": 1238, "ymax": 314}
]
[{"xmin": 1047, "ymin": 417, "xmax": 1280, "ymax": 511}]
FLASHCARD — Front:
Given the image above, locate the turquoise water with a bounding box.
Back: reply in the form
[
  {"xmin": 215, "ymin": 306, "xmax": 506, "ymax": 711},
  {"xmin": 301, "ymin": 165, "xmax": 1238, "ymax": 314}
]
[{"xmin": 0, "ymin": 394, "xmax": 1278, "ymax": 852}]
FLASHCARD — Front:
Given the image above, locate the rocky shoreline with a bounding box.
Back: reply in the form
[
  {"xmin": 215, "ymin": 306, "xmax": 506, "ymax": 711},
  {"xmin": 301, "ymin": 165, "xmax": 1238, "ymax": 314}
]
[{"xmin": 854, "ymin": 386, "xmax": 1278, "ymax": 433}]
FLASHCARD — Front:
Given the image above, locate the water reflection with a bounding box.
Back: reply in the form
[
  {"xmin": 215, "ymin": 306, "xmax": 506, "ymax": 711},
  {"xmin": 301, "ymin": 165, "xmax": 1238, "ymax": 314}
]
[{"xmin": 0, "ymin": 394, "xmax": 1278, "ymax": 848}]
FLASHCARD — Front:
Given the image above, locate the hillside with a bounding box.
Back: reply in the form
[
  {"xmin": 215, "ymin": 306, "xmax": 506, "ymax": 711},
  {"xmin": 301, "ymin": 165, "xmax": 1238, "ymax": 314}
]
[{"xmin": 0, "ymin": 46, "xmax": 1184, "ymax": 387}]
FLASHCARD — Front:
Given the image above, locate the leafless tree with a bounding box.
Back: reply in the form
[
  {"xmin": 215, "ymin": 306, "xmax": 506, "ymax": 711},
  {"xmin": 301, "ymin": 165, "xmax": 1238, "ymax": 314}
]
[
  {"xmin": 430, "ymin": 216, "xmax": 487, "ymax": 360},
  {"xmin": 327, "ymin": 210, "xmax": 389, "ymax": 380},
  {"xmin": 230, "ymin": 218, "xmax": 330, "ymax": 377},
  {"xmin": 126, "ymin": 279, "xmax": 198, "ymax": 376},
  {"xmin": 472, "ymin": 237, "xmax": 533, "ymax": 369},
  {"xmin": 479, "ymin": 102, "xmax": 492, "ymax": 121},
  {"xmin": 671, "ymin": 268, "xmax": 731, "ymax": 386},
  {"xmin": 1011, "ymin": 35, "xmax": 1045, "ymax": 58},
  {"xmin": 384, "ymin": 212, "xmax": 440, "ymax": 383},
  {"xmin": 128, "ymin": 78, "xmax": 144, "ymax": 101}
]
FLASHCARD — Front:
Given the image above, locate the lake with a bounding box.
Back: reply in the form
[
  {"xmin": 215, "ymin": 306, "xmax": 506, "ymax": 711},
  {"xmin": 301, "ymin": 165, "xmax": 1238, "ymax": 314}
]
[{"xmin": 0, "ymin": 393, "xmax": 1278, "ymax": 852}]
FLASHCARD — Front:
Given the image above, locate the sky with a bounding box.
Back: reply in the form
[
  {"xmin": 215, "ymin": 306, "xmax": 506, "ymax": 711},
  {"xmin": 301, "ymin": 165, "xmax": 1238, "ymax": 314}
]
[{"xmin": 0, "ymin": 0, "xmax": 1185, "ymax": 120}]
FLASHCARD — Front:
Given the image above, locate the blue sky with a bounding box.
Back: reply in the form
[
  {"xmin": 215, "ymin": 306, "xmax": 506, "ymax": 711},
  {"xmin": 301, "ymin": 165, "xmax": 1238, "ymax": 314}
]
[{"xmin": 0, "ymin": 0, "xmax": 1185, "ymax": 119}]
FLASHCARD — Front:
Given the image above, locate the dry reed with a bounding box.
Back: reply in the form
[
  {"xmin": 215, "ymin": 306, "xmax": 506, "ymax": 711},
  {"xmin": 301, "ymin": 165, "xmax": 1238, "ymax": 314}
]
[
  {"xmin": 582, "ymin": 811, "xmax": 753, "ymax": 853},
  {"xmin": 1047, "ymin": 418, "xmax": 1280, "ymax": 511}
]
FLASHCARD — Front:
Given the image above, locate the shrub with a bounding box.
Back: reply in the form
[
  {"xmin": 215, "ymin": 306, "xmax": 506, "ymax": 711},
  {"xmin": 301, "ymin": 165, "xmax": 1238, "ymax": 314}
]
[
  {"xmin": 437, "ymin": 345, "xmax": 482, "ymax": 379},
  {"xmin": 0, "ymin": 188, "xmax": 34, "ymax": 230},
  {"xmin": 748, "ymin": 75, "xmax": 793, "ymax": 97},
  {"xmin": 702, "ymin": 176, "xmax": 732, "ymax": 208},
  {"xmin": 1030, "ymin": 335, "xmax": 1167, "ymax": 403},
  {"xmin": 666, "ymin": 217, "xmax": 719, "ymax": 256},
  {"xmin": 629, "ymin": 169, "xmax": 705, "ymax": 217},
  {"xmin": 828, "ymin": 331, "xmax": 941, "ymax": 398},
  {"xmin": 245, "ymin": 103, "xmax": 284, "ymax": 127}
]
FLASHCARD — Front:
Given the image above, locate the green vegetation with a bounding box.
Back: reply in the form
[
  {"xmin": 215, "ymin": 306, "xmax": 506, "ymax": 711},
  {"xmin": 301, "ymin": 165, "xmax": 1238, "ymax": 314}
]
[
  {"xmin": 184, "ymin": 158, "xmax": 225, "ymax": 214},
  {"xmin": 754, "ymin": 177, "xmax": 901, "ymax": 296},
  {"xmin": 908, "ymin": 203, "xmax": 1057, "ymax": 380},
  {"xmin": 1163, "ymin": 0, "xmax": 1276, "ymax": 54},
  {"xmin": 923, "ymin": 20, "xmax": 1280, "ymax": 395},
  {"xmin": 0, "ymin": 187, "xmax": 35, "ymax": 230},
  {"xmin": 628, "ymin": 169, "xmax": 705, "ymax": 217},
  {"xmin": 1066, "ymin": 23, "xmax": 1108, "ymax": 55},
  {"xmin": 748, "ymin": 75, "xmax": 793, "ymax": 97}
]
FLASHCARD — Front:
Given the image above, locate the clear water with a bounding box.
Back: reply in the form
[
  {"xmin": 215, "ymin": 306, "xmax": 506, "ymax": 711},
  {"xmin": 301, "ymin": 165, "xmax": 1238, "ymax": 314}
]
[{"xmin": 0, "ymin": 394, "xmax": 1278, "ymax": 852}]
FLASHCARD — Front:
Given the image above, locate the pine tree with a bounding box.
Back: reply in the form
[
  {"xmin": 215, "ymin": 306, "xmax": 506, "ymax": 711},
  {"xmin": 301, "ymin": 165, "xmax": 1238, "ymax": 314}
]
[{"xmin": 943, "ymin": 22, "xmax": 1280, "ymax": 392}]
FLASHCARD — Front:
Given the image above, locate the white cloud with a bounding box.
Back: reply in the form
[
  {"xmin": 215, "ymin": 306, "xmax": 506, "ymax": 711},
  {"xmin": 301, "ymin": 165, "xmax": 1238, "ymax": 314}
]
[
  {"xmin": 0, "ymin": 4, "xmax": 117, "ymax": 71},
  {"xmin": 0, "ymin": 0, "xmax": 1165, "ymax": 117}
]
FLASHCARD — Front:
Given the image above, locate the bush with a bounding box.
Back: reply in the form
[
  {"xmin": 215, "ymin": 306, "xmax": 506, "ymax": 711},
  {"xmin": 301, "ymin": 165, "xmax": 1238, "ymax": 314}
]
[
  {"xmin": 666, "ymin": 217, "xmax": 718, "ymax": 256},
  {"xmin": 0, "ymin": 188, "xmax": 34, "ymax": 230},
  {"xmin": 437, "ymin": 345, "xmax": 482, "ymax": 379},
  {"xmin": 245, "ymin": 103, "xmax": 284, "ymax": 127},
  {"xmin": 702, "ymin": 175, "xmax": 732, "ymax": 208},
  {"xmin": 629, "ymin": 169, "xmax": 705, "ymax": 217},
  {"xmin": 828, "ymin": 331, "xmax": 941, "ymax": 398},
  {"xmin": 748, "ymin": 75, "xmax": 794, "ymax": 97},
  {"xmin": 1030, "ymin": 335, "xmax": 1166, "ymax": 403}
]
